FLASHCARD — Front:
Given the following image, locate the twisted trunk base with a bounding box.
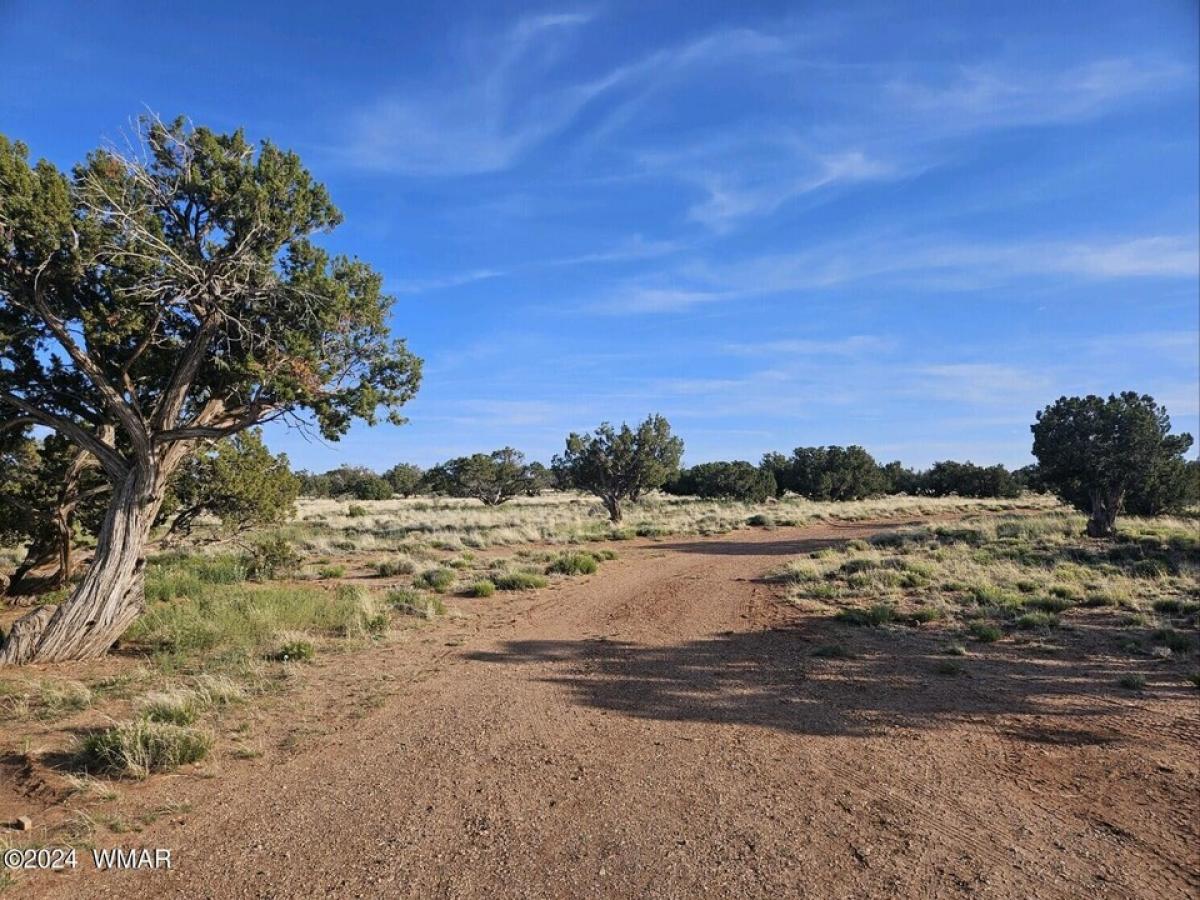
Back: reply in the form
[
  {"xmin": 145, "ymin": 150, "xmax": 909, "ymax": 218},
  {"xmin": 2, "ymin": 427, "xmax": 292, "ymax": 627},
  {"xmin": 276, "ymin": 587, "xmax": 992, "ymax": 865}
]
[{"xmin": 1, "ymin": 467, "xmax": 161, "ymax": 665}]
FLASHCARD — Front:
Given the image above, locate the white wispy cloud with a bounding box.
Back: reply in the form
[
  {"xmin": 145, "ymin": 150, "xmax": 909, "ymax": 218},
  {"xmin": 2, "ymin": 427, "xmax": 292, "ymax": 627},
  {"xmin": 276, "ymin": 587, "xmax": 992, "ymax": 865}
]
[
  {"xmin": 721, "ymin": 335, "xmax": 895, "ymax": 357},
  {"xmin": 888, "ymin": 58, "xmax": 1189, "ymax": 131},
  {"xmin": 338, "ymin": 15, "xmax": 794, "ymax": 177},
  {"xmin": 594, "ymin": 232, "xmax": 1199, "ymax": 313},
  {"xmin": 685, "ymin": 150, "xmax": 898, "ymax": 231}
]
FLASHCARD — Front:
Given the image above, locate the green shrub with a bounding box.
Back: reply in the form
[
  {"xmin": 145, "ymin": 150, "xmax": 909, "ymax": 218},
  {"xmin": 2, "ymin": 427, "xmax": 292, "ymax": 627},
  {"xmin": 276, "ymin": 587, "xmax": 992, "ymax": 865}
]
[
  {"xmin": 493, "ymin": 571, "xmax": 549, "ymax": 591},
  {"xmin": 547, "ymin": 552, "xmax": 599, "ymax": 575},
  {"xmin": 347, "ymin": 504, "xmax": 369, "ymax": 518},
  {"xmin": 78, "ymin": 721, "xmax": 213, "ymax": 777},
  {"xmin": 466, "ymin": 579, "xmax": 496, "ymax": 598},
  {"xmin": 373, "ymin": 558, "xmax": 416, "ymax": 577},
  {"xmin": 1151, "ymin": 629, "xmax": 1196, "ymax": 654},
  {"xmin": 386, "ymin": 589, "xmax": 445, "ymax": 618},
  {"xmin": 1029, "ymin": 595, "xmax": 1074, "ymax": 613},
  {"xmin": 138, "ymin": 690, "xmax": 201, "ymax": 725},
  {"xmin": 969, "ymin": 621, "xmax": 1002, "ymax": 643},
  {"xmin": 268, "ymin": 637, "xmax": 315, "ymax": 662},
  {"xmin": 1117, "ymin": 673, "xmax": 1145, "ymax": 691},
  {"xmin": 415, "ymin": 568, "xmax": 456, "ymax": 592},
  {"xmin": 594, "ymin": 549, "xmax": 618, "ymax": 561},
  {"xmin": 317, "ymin": 565, "xmax": 346, "ymax": 579},
  {"xmin": 243, "ymin": 536, "xmax": 301, "ymax": 581},
  {"xmin": 906, "ymin": 605, "xmax": 945, "ymax": 625},
  {"xmin": 836, "ymin": 603, "xmax": 895, "ymax": 627},
  {"xmin": 1016, "ymin": 611, "xmax": 1059, "ymax": 630}
]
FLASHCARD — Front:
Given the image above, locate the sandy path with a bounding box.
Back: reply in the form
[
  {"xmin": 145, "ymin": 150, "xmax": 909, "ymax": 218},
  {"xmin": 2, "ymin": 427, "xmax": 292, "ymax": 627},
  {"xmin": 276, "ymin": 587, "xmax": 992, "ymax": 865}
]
[{"xmin": 23, "ymin": 521, "xmax": 1200, "ymax": 898}]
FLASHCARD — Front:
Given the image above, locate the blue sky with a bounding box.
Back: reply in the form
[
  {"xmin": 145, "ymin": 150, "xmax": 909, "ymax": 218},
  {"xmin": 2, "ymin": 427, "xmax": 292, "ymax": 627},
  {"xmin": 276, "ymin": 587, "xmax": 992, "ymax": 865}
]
[{"xmin": 2, "ymin": 1, "xmax": 1197, "ymax": 470}]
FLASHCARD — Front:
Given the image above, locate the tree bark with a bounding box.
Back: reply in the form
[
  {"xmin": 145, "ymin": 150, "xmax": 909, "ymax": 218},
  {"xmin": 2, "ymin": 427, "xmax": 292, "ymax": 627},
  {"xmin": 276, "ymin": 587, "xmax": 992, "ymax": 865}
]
[
  {"xmin": 1086, "ymin": 488, "xmax": 1122, "ymax": 538},
  {"xmin": 603, "ymin": 495, "xmax": 623, "ymax": 523},
  {"xmin": 0, "ymin": 465, "xmax": 167, "ymax": 665}
]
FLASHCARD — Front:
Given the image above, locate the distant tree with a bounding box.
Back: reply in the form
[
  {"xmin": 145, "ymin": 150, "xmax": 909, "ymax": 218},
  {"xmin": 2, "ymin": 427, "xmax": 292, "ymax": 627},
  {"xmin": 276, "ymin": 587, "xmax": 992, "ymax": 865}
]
[
  {"xmin": 552, "ymin": 415, "xmax": 683, "ymax": 522},
  {"xmin": 879, "ymin": 460, "xmax": 922, "ymax": 495},
  {"xmin": 1032, "ymin": 392, "xmax": 1194, "ymax": 536},
  {"xmin": 295, "ymin": 469, "xmax": 333, "ymax": 497},
  {"xmin": 431, "ymin": 448, "xmax": 534, "ymax": 506},
  {"xmin": 383, "ymin": 462, "xmax": 423, "ymax": 497},
  {"xmin": 0, "ymin": 118, "xmax": 420, "ymax": 664},
  {"xmin": 524, "ymin": 461, "xmax": 553, "ymax": 496},
  {"xmin": 1012, "ymin": 464, "xmax": 1045, "ymax": 494},
  {"xmin": 0, "ymin": 431, "xmax": 108, "ymax": 593},
  {"xmin": 759, "ymin": 452, "xmax": 791, "ymax": 498},
  {"xmin": 786, "ymin": 446, "xmax": 885, "ymax": 501},
  {"xmin": 665, "ymin": 461, "xmax": 776, "ymax": 502},
  {"xmin": 159, "ymin": 430, "xmax": 299, "ymax": 541},
  {"xmin": 321, "ymin": 465, "xmax": 393, "ymax": 500},
  {"xmin": 921, "ymin": 460, "xmax": 1021, "ymax": 499}
]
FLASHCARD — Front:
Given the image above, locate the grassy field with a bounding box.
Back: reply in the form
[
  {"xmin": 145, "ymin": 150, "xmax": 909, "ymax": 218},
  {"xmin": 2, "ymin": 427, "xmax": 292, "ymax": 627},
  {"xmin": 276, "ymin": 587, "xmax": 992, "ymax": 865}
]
[
  {"xmin": 777, "ymin": 509, "xmax": 1199, "ymax": 682},
  {"xmin": 284, "ymin": 491, "xmax": 1056, "ymax": 553}
]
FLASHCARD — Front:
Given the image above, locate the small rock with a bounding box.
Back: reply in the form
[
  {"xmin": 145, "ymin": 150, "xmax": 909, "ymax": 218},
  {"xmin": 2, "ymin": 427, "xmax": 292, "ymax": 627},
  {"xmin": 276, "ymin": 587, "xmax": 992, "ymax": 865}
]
[{"xmin": 14, "ymin": 815, "xmax": 32, "ymax": 831}]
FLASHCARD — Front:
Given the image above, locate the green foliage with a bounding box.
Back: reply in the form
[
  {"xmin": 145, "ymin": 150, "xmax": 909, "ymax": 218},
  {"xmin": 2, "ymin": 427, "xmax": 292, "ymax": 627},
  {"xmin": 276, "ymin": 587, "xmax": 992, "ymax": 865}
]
[
  {"xmin": 466, "ymin": 579, "xmax": 496, "ymax": 597},
  {"xmin": 782, "ymin": 446, "xmax": 886, "ymax": 501},
  {"xmin": 161, "ymin": 430, "xmax": 299, "ymax": 539},
  {"xmin": 423, "ymin": 448, "xmax": 536, "ymax": 505},
  {"xmin": 78, "ymin": 721, "xmax": 212, "ymax": 777},
  {"xmin": 267, "ymin": 638, "xmax": 315, "ymax": 662},
  {"xmin": 546, "ymin": 552, "xmax": 599, "ymax": 575},
  {"xmin": 383, "ymin": 462, "xmax": 423, "ymax": 497},
  {"xmin": 373, "ymin": 558, "xmax": 415, "ymax": 577},
  {"xmin": 316, "ymin": 565, "xmax": 346, "ymax": 579},
  {"xmin": 1032, "ymin": 392, "xmax": 1194, "ymax": 535},
  {"xmin": 493, "ymin": 571, "xmax": 549, "ymax": 591},
  {"xmin": 414, "ymin": 567, "xmax": 455, "ymax": 592},
  {"xmin": 552, "ymin": 415, "xmax": 684, "ymax": 521},
  {"xmin": 242, "ymin": 536, "xmax": 301, "ymax": 581},
  {"xmin": 664, "ymin": 460, "xmax": 776, "ymax": 502},
  {"xmin": 386, "ymin": 589, "xmax": 445, "ymax": 618},
  {"xmin": 968, "ymin": 621, "xmax": 1002, "ymax": 643},
  {"xmin": 297, "ymin": 466, "xmax": 393, "ymax": 500},
  {"xmin": 837, "ymin": 603, "xmax": 895, "ymax": 627},
  {"xmin": 919, "ymin": 460, "xmax": 1022, "ymax": 499}
]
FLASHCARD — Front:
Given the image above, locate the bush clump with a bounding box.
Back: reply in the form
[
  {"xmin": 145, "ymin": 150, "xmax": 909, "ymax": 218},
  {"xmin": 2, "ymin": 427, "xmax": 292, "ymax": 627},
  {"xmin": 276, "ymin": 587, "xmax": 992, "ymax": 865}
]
[
  {"xmin": 415, "ymin": 568, "xmax": 456, "ymax": 592},
  {"xmin": 493, "ymin": 571, "xmax": 549, "ymax": 591},
  {"xmin": 546, "ymin": 552, "xmax": 599, "ymax": 575},
  {"xmin": 243, "ymin": 536, "xmax": 301, "ymax": 581},
  {"xmin": 267, "ymin": 636, "xmax": 315, "ymax": 662},
  {"xmin": 466, "ymin": 579, "xmax": 496, "ymax": 597},
  {"xmin": 969, "ymin": 621, "xmax": 1002, "ymax": 643},
  {"xmin": 78, "ymin": 721, "xmax": 213, "ymax": 777},
  {"xmin": 836, "ymin": 603, "xmax": 895, "ymax": 627},
  {"xmin": 373, "ymin": 558, "xmax": 416, "ymax": 577},
  {"xmin": 386, "ymin": 589, "xmax": 445, "ymax": 618}
]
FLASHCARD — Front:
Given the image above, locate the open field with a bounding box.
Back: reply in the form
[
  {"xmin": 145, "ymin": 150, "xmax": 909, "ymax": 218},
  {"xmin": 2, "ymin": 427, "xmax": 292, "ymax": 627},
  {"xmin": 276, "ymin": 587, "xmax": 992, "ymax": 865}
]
[{"xmin": 1, "ymin": 498, "xmax": 1197, "ymax": 898}]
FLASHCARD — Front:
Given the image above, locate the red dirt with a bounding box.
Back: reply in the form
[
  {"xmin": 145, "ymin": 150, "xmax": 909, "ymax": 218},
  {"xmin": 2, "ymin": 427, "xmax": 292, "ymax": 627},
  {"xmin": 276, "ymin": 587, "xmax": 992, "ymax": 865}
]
[{"xmin": 7, "ymin": 520, "xmax": 1200, "ymax": 898}]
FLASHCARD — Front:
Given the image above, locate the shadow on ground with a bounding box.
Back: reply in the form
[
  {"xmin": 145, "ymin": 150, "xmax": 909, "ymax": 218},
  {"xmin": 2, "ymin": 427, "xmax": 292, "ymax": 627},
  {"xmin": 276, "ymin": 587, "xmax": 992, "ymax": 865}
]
[{"xmin": 467, "ymin": 619, "xmax": 1198, "ymax": 739}]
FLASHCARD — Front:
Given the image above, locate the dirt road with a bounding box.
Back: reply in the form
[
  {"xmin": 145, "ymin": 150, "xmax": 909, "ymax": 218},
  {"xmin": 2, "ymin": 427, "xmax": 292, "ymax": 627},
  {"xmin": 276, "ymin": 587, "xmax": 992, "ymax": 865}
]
[{"xmin": 24, "ymin": 521, "xmax": 1200, "ymax": 898}]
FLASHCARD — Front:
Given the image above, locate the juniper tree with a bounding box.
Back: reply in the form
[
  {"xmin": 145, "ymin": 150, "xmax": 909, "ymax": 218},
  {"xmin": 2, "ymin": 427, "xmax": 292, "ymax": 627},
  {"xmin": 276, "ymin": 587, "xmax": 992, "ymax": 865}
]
[
  {"xmin": 0, "ymin": 118, "xmax": 420, "ymax": 663},
  {"xmin": 1032, "ymin": 392, "xmax": 1193, "ymax": 537},
  {"xmin": 552, "ymin": 415, "xmax": 683, "ymax": 522},
  {"xmin": 427, "ymin": 448, "xmax": 533, "ymax": 506}
]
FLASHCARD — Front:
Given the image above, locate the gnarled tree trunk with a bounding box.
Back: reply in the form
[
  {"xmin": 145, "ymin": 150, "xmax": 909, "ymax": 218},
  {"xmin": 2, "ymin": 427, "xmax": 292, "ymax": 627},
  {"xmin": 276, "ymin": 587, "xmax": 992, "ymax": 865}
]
[
  {"xmin": 1086, "ymin": 487, "xmax": 1122, "ymax": 538},
  {"xmin": 0, "ymin": 465, "xmax": 167, "ymax": 665}
]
